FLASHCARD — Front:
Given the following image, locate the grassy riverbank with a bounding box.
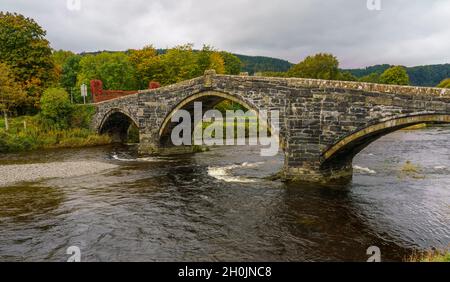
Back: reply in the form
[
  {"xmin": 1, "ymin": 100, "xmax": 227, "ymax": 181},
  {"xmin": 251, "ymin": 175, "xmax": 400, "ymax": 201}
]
[
  {"xmin": 1, "ymin": 88, "xmax": 113, "ymax": 154},
  {"xmin": 0, "ymin": 114, "xmax": 111, "ymax": 154},
  {"xmin": 407, "ymin": 249, "xmax": 450, "ymax": 262}
]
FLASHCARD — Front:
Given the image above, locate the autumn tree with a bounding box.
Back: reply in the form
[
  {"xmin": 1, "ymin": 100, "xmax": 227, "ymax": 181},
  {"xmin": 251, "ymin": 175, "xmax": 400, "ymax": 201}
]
[
  {"xmin": 197, "ymin": 45, "xmax": 226, "ymax": 74},
  {"xmin": 157, "ymin": 44, "xmax": 200, "ymax": 85},
  {"xmin": 437, "ymin": 78, "xmax": 450, "ymax": 88},
  {"xmin": 0, "ymin": 12, "xmax": 55, "ymax": 110},
  {"xmin": 0, "ymin": 63, "xmax": 27, "ymax": 130},
  {"xmin": 52, "ymin": 50, "xmax": 76, "ymax": 84},
  {"xmin": 208, "ymin": 52, "xmax": 226, "ymax": 74},
  {"xmin": 288, "ymin": 53, "xmax": 339, "ymax": 80},
  {"xmin": 128, "ymin": 45, "xmax": 160, "ymax": 89},
  {"xmin": 379, "ymin": 66, "xmax": 410, "ymax": 85}
]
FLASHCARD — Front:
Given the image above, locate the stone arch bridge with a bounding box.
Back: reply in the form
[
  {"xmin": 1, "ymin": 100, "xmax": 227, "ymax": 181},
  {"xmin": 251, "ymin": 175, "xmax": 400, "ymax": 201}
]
[{"xmin": 91, "ymin": 70, "xmax": 450, "ymax": 183}]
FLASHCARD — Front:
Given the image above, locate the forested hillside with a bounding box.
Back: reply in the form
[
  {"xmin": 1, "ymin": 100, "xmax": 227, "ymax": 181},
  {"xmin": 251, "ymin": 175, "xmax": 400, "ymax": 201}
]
[
  {"xmin": 234, "ymin": 54, "xmax": 293, "ymax": 74},
  {"xmin": 343, "ymin": 64, "xmax": 450, "ymax": 86}
]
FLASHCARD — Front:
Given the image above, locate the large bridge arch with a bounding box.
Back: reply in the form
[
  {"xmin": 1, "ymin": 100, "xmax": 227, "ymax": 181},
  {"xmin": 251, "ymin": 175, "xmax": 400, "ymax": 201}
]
[
  {"xmin": 158, "ymin": 90, "xmax": 272, "ymax": 146},
  {"xmin": 320, "ymin": 114, "xmax": 450, "ymax": 177}
]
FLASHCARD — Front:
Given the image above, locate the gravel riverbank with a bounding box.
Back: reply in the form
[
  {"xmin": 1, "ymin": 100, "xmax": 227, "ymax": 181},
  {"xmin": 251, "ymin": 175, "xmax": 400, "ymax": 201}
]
[{"xmin": 0, "ymin": 161, "xmax": 118, "ymax": 187}]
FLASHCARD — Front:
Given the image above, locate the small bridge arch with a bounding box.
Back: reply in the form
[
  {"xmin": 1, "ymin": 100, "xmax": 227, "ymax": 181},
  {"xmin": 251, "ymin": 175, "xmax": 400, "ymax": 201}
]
[{"xmin": 98, "ymin": 108, "xmax": 139, "ymax": 143}]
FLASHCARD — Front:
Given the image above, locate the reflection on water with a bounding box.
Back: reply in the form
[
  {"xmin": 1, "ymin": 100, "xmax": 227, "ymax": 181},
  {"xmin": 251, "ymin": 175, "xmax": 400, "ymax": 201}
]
[{"xmin": 0, "ymin": 126, "xmax": 449, "ymax": 261}]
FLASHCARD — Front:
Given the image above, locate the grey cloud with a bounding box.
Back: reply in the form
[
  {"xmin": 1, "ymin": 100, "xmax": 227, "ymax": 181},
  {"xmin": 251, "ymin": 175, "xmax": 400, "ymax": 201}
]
[{"xmin": 2, "ymin": 0, "xmax": 449, "ymax": 68}]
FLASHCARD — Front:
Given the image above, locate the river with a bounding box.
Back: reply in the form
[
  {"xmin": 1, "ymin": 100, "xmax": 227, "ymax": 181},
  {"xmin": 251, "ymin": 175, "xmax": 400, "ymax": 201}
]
[{"xmin": 0, "ymin": 126, "xmax": 449, "ymax": 261}]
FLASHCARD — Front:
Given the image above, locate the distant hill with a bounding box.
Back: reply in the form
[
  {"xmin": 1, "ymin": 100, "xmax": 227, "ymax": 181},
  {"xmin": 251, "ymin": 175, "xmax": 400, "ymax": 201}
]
[
  {"xmin": 343, "ymin": 64, "xmax": 450, "ymax": 87},
  {"xmin": 233, "ymin": 54, "xmax": 293, "ymax": 75}
]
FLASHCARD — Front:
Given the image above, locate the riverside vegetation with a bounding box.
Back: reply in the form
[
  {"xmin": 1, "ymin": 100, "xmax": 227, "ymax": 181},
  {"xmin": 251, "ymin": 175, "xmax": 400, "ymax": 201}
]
[
  {"xmin": 407, "ymin": 248, "xmax": 450, "ymax": 262},
  {"xmin": 0, "ymin": 88, "xmax": 111, "ymax": 153}
]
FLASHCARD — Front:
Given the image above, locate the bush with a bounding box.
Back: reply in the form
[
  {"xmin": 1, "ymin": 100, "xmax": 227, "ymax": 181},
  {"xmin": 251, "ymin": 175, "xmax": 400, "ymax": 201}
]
[
  {"xmin": 40, "ymin": 87, "xmax": 74, "ymax": 129},
  {"xmin": 70, "ymin": 105, "xmax": 95, "ymax": 128},
  {"xmin": 380, "ymin": 66, "xmax": 410, "ymax": 85},
  {"xmin": 287, "ymin": 53, "xmax": 339, "ymax": 80}
]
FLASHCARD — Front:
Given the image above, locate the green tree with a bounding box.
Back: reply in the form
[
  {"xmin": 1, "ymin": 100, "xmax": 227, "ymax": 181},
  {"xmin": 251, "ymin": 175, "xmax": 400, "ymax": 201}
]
[
  {"xmin": 61, "ymin": 55, "xmax": 82, "ymax": 96},
  {"xmin": 220, "ymin": 52, "xmax": 242, "ymax": 75},
  {"xmin": 287, "ymin": 53, "xmax": 339, "ymax": 80},
  {"xmin": 52, "ymin": 50, "xmax": 75, "ymax": 67},
  {"xmin": 0, "ymin": 63, "xmax": 27, "ymax": 130},
  {"xmin": 379, "ymin": 66, "xmax": 410, "ymax": 85},
  {"xmin": 40, "ymin": 88, "xmax": 73, "ymax": 129},
  {"xmin": 52, "ymin": 50, "xmax": 76, "ymax": 84},
  {"xmin": 77, "ymin": 52, "xmax": 138, "ymax": 91},
  {"xmin": 359, "ymin": 73, "xmax": 381, "ymax": 83},
  {"xmin": 157, "ymin": 44, "xmax": 200, "ymax": 85},
  {"xmin": 197, "ymin": 45, "xmax": 215, "ymax": 74},
  {"xmin": 196, "ymin": 45, "xmax": 226, "ymax": 75},
  {"xmin": 337, "ymin": 71, "xmax": 358, "ymax": 81},
  {"xmin": 437, "ymin": 78, "xmax": 450, "ymax": 88},
  {"xmin": 0, "ymin": 12, "xmax": 55, "ymax": 110}
]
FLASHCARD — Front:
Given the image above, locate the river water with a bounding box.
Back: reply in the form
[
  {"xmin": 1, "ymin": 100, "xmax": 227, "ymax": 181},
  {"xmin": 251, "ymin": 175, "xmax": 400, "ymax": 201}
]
[{"xmin": 0, "ymin": 126, "xmax": 449, "ymax": 261}]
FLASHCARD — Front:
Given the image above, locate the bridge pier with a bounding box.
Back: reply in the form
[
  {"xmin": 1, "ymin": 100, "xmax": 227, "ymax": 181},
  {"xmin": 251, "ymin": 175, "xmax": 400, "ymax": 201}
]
[
  {"xmin": 138, "ymin": 138, "xmax": 208, "ymax": 156},
  {"xmin": 283, "ymin": 163, "xmax": 353, "ymax": 184},
  {"xmin": 138, "ymin": 143, "xmax": 201, "ymax": 155}
]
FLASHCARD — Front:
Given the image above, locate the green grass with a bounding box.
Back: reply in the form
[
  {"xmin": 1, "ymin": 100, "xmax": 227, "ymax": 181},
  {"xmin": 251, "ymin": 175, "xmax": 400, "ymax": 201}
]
[
  {"xmin": 0, "ymin": 115, "xmax": 111, "ymax": 153},
  {"xmin": 199, "ymin": 118, "xmax": 269, "ymax": 139},
  {"xmin": 407, "ymin": 249, "xmax": 450, "ymax": 262}
]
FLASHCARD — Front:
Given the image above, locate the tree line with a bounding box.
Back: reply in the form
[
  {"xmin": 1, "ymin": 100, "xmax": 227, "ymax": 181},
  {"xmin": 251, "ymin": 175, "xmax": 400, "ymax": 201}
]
[
  {"xmin": 343, "ymin": 64, "xmax": 450, "ymax": 87},
  {"xmin": 258, "ymin": 53, "xmax": 412, "ymax": 86}
]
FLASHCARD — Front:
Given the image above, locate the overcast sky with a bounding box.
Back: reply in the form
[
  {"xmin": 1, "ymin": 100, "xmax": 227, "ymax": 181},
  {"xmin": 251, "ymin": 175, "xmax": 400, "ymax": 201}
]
[{"xmin": 2, "ymin": 0, "xmax": 449, "ymax": 68}]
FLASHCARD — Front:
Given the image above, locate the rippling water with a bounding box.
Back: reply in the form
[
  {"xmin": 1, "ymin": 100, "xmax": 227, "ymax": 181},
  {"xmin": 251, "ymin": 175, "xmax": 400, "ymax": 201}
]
[{"xmin": 0, "ymin": 126, "xmax": 449, "ymax": 261}]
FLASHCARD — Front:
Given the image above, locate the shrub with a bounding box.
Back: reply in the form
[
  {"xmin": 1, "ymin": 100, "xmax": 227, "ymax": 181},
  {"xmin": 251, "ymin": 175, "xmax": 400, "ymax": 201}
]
[
  {"xmin": 40, "ymin": 87, "xmax": 74, "ymax": 129},
  {"xmin": 70, "ymin": 105, "xmax": 95, "ymax": 128}
]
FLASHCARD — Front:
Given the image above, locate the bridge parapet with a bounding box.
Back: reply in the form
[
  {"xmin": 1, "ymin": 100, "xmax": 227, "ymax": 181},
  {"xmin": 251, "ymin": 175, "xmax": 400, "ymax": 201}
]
[
  {"xmin": 214, "ymin": 74, "xmax": 450, "ymax": 97},
  {"xmin": 111, "ymin": 72, "xmax": 450, "ymax": 101}
]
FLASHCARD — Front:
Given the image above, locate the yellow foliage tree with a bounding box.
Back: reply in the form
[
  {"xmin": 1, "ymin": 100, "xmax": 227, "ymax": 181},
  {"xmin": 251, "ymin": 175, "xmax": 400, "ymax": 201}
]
[{"xmin": 0, "ymin": 63, "xmax": 27, "ymax": 130}]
